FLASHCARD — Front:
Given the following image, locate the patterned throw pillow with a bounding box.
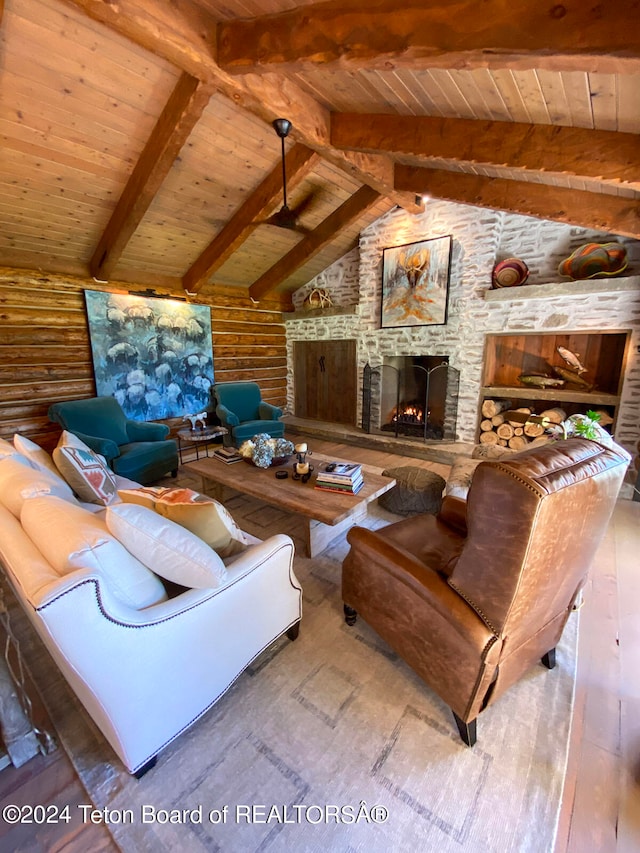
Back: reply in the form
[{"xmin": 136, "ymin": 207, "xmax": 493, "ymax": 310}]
[
  {"xmin": 53, "ymin": 444, "xmax": 118, "ymax": 505},
  {"xmin": 116, "ymin": 486, "xmax": 192, "ymax": 509},
  {"xmin": 118, "ymin": 487, "xmax": 248, "ymax": 558}
]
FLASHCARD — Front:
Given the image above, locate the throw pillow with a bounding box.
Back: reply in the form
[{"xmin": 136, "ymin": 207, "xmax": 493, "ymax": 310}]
[
  {"xmin": 55, "ymin": 430, "xmax": 109, "ymax": 467},
  {"xmin": 0, "ymin": 456, "xmax": 76, "ymax": 518},
  {"xmin": 53, "ymin": 435, "xmax": 118, "ymax": 506},
  {"xmin": 116, "ymin": 486, "xmax": 187, "ymax": 510},
  {"xmin": 471, "ymin": 444, "xmax": 517, "ymax": 460},
  {"xmin": 20, "ymin": 496, "xmax": 167, "ymax": 610},
  {"xmin": 444, "ymin": 458, "xmax": 482, "ymax": 500},
  {"xmin": 106, "ymin": 503, "xmax": 228, "ymax": 589},
  {"xmin": 13, "ymin": 434, "xmax": 60, "ymax": 477},
  {"xmin": 118, "ymin": 487, "xmax": 248, "ymax": 558}
]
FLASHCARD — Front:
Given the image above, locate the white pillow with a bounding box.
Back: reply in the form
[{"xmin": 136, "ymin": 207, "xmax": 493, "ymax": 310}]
[
  {"xmin": 106, "ymin": 503, "xmax": 228, "ymax": 589},
  {"xmin": 0, "ymin": 457, "xmax": 76, "ymax": 518},
  {"xmin": 13, "ymin": 434, "xmax": 60, "ymax": 477},
  {"xmin": 118, "ymin": 487, "xmax": 248, "ymax": 558},
  {"xmin": 0, "ymin": 436, "xmax": 21, "ymax": 461},
  {"xmin": 21, "ymin": 496, "xmax": 167, "ymax": 610}
]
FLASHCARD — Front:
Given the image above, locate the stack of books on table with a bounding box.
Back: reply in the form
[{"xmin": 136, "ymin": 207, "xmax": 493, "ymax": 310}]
[
  {"xmin": 315, "ymin": 462, "xmax": 364, "ymax": 494},
  {"xmin": 213, "ymin": 445, "xmax": 243, "ymax": 464}
]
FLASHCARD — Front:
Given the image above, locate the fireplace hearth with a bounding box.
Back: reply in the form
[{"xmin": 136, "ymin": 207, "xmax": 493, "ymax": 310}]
[{"xmin": 362, "ymin": 356, "xmax": 459, "ymax": 441}]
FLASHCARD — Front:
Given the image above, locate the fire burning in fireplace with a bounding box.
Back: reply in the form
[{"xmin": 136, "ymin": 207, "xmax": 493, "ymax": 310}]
[
  {"xmin": 391, "ymin": 402, "xmax": 427, "ymax": 425},
  {"xmin": 386, "ymin": 400, "xmax": 440, "ymax": 437}
]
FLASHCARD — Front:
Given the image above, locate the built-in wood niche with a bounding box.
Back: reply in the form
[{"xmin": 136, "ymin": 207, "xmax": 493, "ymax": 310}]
[{"xmin": 480, "ymin": 330, "xmax": 631, "ymax": 439}]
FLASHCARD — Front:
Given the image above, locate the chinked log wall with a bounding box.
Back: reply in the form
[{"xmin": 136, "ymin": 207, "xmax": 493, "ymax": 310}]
[{"xmin": 0, "ymin": 269, "xmax": 287, "ymax": 453}]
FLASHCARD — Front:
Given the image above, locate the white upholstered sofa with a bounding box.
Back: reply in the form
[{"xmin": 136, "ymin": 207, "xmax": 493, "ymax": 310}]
[{"xmin": 0, "ymin": 434, "xmax": 302, "ymax": 776}]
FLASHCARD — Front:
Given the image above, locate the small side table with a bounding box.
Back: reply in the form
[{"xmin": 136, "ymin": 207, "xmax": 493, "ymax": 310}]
[{"xmin": 177, "ymin": 426, "xmax": 228, "ymax": 463}]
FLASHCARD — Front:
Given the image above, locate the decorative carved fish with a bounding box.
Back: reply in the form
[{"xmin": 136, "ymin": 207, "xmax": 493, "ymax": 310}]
[
  {"xmin": 551, "ymin": 365, "xmax": 594, "ymax": 390},
  {"xmin": 557, "ymin": 346, "xmax": 587, "ymax": 374},
  {"xmin": 518, "ymin": 374, "xmax": 566, "ymax": 388}
]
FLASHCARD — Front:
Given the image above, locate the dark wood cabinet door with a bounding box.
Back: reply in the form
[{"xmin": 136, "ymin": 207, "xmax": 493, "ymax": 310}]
[{"xmin": 294, "ymin": 340, "xmax": 357, "ymax": 425}]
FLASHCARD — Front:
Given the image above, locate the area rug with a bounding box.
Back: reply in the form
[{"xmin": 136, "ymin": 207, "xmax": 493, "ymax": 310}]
[{"xmin": 3, "ymin": 494, "xmax": 578, "ymax": 853}]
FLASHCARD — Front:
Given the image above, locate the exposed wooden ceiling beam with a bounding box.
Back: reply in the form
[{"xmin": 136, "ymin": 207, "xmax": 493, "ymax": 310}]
[
  {"xmin": 227, "ymin": 71, "xmax": 419, "ymax": 212},
  {"xmin": 395, "ymin": 165, "xmax": 640, "ymax": 239},
  {"xmin": 60, "ymin": 0, "xmax": 217, "ymax": 81},
  {"xmin": 182, "ymin": 144, "xmax": 320, "ymax": 295},
  {"xmin": 63, "ymin": 0, "xmax": 419, "ymax": 215},
  {"xmin": 217, "ymin": 0, "xmax": 640, "ymax": 75},
  {"xmin": 249, "ymin": 185, "xmax": 381, "ymax": 302},
  {"xmin": 90, "ymin": 72, "xmax": 214, "ymax": 280},
  {"xmin": 332, "ymin": 114, "xmax": 640, "ymax": 187}
]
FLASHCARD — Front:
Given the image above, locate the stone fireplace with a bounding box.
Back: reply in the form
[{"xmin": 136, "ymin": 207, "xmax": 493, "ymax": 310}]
[
  {"xmin": 286, "ymin": 200, "xmax": 640, "ymax": 490},
  {"xmin": 362, "ymin": 356, "xmax": 460, "ymax": 441}
]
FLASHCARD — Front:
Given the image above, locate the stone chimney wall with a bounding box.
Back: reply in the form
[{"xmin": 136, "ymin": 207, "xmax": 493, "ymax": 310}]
[{"xmin": 286, "ymin": 201, "xmax": 640, "ymax": 474}]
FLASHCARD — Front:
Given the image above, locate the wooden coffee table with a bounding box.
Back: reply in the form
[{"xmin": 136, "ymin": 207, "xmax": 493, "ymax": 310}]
[{"xmin": 184, "ymin": 453, "xmax": 396, "ymax": 557}]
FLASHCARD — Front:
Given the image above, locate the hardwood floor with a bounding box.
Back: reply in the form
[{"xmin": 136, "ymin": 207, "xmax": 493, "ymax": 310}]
[
  {"xmin": 0, "ymin": 436, "xmax": 638, "ymax": 852},
  {"xmin": 555, "ymin": 496, "xmax": 640, "ymax": 853}
]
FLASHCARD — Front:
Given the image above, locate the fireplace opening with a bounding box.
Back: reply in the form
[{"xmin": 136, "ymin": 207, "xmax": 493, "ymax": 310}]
[{"xmin": 362, "ymin": 356, "xmax": 459, "ymax": 441}]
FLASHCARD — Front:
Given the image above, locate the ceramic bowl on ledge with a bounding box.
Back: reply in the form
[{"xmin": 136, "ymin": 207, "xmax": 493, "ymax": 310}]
[
  {"xmin": 492, "ymin": 258, "xmax": 529, "ymax": 288},
  {"xmin": 558, "ymin": 242, "xmax": 628, "ymax": 280}
]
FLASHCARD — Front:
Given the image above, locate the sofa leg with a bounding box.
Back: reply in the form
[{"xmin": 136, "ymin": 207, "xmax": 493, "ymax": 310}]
[
  {"xmin": 344, "ymin": 604, "xmax": 357, "ymax": 626},
  {"xmin": 171, "ymin": 468, "xmax": 178, "ymax": 478},
  {"xmin": 286, "ymin": 621, "xmax": 300, "ymax": 640},
  {"xmin": 452, "ymin": 712, "xmax": 477, "ymax": 747},
  {"xmin": 134, "ymin": 755, "xmax": 157, "ymax": 778},
  {"xmin": 541, "ymin": 648, "xmax": 556, "ymax": 669}
]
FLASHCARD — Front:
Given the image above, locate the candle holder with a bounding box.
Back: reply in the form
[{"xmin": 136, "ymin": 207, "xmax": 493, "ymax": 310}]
[{"xmin": 292, "ymin": 443, "xmax": 314, "ymax": 482}]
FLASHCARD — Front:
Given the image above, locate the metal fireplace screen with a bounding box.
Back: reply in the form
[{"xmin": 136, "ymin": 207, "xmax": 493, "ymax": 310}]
[{"xmin": 362, "ymin": 357, "xmax": 459, "ymax": 441}]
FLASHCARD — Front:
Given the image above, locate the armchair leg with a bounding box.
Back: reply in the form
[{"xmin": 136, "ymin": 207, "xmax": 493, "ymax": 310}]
[
  {"xmin": 344, "ymin": 604, "xmax": 358, "ymax": 626},
  {"xmin": 171, "ymin": 468, "xmax": 178, "ymax": 478},
  {"xmin": 286, "ymin": 621, "xmax": 300, "ymax": 640},
  {"xmin": 452, "ymin": 712, "xmax": 477, "ymax": 747},
  {"xmin": 541, "ymin": 648, "xmax": 556, "ymax": 669}
]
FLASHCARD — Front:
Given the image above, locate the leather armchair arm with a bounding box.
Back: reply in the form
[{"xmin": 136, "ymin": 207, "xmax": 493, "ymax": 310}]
[
  {"xmin": 69, "ymin": 431, "xmax": 120, "ymax": 461},
  {"xmin": 438, "ymin": 495, "xmax": 468, "ymax": 536},
  {"xmin": 216, "ymin": 403, "xmax": 239, "ymax": 427},
  {"xmin": 343, "ymin": 525, "xmax": 499, "ymax": 720},
  {"xmin": 125, "ymin": 419, "xmax": 169, "ymax": 442},
  {"xmin": 258, "ymin": 401, "xmax": 282, "ymax": 420},
  {"xmin": 344, "ymin": 526, "xmax": 493, "ymax": 650}
]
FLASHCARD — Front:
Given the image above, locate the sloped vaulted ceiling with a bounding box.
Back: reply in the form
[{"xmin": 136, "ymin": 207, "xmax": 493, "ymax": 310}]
[{"xmin": 1, "ymin": 0, "xmax": 638, "ymax": 306}]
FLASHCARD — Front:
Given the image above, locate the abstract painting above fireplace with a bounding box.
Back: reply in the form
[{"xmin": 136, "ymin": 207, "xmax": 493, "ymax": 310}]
[{"xmin": 381, "ymin": 236, "xmax": 452, "ymax": 329}]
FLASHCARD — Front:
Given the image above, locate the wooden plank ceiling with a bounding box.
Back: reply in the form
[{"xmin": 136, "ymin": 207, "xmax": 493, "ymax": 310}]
[{"xmin": 1, "ymin": 0, "xmax": 638, "ymax": 307}]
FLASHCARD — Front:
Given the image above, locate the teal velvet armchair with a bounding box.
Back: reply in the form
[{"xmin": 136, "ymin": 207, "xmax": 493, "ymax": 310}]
[
  {"xmin": 213, "ymin": 382, "xmax": 285, "ymax": 446},
  {"xmin": 48, "ymin": 397, "xmax": 178, "ymax": 485}
]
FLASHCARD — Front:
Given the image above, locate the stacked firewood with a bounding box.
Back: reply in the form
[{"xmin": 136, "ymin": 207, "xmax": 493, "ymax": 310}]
[{"xmin": 479, "ymin": 399, "xmax": 566, "ymax": 449}]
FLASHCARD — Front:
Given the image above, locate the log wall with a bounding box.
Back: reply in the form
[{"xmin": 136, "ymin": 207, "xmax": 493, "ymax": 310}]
[{"xmin": 0, "ymin": 269, "xmax": 287, "ymax": 452}]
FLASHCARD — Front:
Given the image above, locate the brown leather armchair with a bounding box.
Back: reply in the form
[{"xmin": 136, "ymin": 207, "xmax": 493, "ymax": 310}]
[{"xmin": 342, "ymin": 438, "xmax": 629, "ymax": 745}]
